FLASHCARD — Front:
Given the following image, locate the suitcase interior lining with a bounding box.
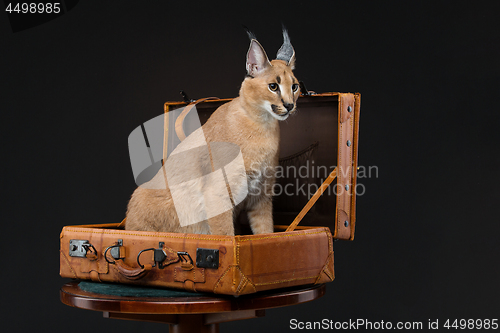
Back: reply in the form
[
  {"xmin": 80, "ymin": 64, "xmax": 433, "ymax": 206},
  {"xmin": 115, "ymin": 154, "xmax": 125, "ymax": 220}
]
[{"xmin": 185, "ymin": 97, "xmax": 340, "ymax": 232}]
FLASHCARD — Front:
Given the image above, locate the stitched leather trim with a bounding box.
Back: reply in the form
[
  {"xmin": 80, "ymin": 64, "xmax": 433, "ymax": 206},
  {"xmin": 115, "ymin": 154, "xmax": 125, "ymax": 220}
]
[
  {"xmin": 63, "ymin": 228, "xmax": 329, "ymax": 243},
  {"xmin": 236, "ymin": 275, "xmax": 249, "ymax": 294},
  {"xmin": 336, "ymin": 94, "xmax": 355, "ymax": 239},
  {"xmin": 213, "ymin": 265, "xmax": 234, "ymax": 293},
  {"xmin": 316, "ymin": 254, "xmax": 334, "ymax": 282},
  {"xmin": 234, "ymin": 266, "xmax": 257, "ymax": 293},
  {"xmin": 64, "ymin": 228, "xmax": 232, "ymax": 242},
  {"xmin": 315, "ymin": 231, "xmax": 334, "ymax": 283},
  {"xmin": 213, "ymin": 265, "xmax": 257, "ymax": 295},
  {"xmin": 238, "ymin": 230, "xmax": 329, "ymax": 242},
  {"xmin": 254, "ymin": 275, "xmax": 319, "ymax": 286},
  {"xmin": 348, "ymin": 93, "xmax": 361, "ymax": 240},
  {"xmin": 323, "ymin": 261, "xmax": 334, "ymax": 281}
]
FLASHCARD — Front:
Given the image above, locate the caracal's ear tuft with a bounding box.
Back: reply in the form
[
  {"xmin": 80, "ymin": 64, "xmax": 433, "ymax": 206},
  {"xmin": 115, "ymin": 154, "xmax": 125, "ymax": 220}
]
[
  {"xmin": 243, "ymin": 25, "xmax": 257, "ymax": 42},
  {"xmin": 246, "ymin": 38, "xmax": 271, "ymax": 77},
  {"xmin": 276, "ymin": 27, "xmax": 296, "ymax": 70}
]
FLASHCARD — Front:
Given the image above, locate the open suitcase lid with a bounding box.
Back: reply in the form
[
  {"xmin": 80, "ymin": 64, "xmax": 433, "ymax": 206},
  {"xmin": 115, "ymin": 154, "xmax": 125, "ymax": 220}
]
[{"xmin": 162, "ymin": 92, "xmax": 360, "ymax": 241}]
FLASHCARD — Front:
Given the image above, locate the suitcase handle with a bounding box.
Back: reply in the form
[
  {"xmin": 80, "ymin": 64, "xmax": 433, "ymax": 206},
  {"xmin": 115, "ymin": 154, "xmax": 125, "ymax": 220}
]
[
  {"xmin": 114, "ymin": 260, "xmax": 153, "ymax": 280},
  {"xmin": 102, "ymin": 241, "xmax": 153, "ymax": 280},
  {"xmin": 105, "ymin": 241, "xmax": 182, "ymax": 280}
]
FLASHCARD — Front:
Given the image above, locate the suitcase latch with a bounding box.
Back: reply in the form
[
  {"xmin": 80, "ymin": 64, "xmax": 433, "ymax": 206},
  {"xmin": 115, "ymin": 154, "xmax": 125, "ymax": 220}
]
[
  {"xmin": 69, "ymin": 239, "xmax": 96, "ymax": 258},
  {"xmin": 196, "ymin": 248, "xmax": 219, "ymax": 269}
]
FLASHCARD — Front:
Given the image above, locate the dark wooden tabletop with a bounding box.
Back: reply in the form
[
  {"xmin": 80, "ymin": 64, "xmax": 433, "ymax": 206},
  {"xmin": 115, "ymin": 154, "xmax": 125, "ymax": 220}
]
[{"xmin": 60, "ymin": 281, "xmax": 326, "ymax": 314}]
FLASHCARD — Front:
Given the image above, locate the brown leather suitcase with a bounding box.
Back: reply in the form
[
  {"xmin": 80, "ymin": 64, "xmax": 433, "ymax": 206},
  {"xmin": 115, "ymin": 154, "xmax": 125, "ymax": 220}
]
[{"xmin": 59, "ymin": 92, "xmax": 361, "ymax": 296}]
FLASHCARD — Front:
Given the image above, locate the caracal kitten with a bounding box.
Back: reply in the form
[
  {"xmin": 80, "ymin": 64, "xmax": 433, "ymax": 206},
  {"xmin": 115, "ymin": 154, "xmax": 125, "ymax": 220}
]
[{"xmin": 125, "ymin": 30, "xmax": 300, "ymax": 235}]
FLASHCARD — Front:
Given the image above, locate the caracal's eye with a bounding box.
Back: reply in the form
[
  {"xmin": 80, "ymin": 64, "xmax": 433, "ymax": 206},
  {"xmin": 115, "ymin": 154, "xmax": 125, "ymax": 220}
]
[
  {"xmin": 292, "ymin": 83, "xmax": 299, "ymax": 92},
  {"xmin": 269, "ymin": 83, "xmax": 279, "ymax": 92}
]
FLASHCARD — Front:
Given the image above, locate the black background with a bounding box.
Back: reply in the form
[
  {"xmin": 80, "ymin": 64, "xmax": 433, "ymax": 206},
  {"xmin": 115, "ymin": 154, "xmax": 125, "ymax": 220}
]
[{"xmin": 1, "ymin": 1, "xmax": 499, "ymax": 332}]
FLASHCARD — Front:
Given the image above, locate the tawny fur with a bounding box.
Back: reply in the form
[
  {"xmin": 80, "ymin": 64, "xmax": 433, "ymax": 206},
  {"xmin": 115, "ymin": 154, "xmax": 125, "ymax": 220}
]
[{"xmin": 126, "ymin": 38, "xmax": 300, "ymax": 236}]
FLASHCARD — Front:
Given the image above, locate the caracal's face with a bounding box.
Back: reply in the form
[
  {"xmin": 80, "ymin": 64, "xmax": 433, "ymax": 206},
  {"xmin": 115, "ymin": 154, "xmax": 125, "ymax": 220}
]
[{"xmin": 245, "ymin": 60, "xmax": 300, "ymax": 120}]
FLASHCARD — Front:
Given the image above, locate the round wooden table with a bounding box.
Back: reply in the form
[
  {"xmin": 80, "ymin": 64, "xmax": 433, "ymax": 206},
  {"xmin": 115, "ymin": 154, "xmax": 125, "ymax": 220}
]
[{"xmin": 60, "ymin": 281, "xmax": 326, "ymax": 333}]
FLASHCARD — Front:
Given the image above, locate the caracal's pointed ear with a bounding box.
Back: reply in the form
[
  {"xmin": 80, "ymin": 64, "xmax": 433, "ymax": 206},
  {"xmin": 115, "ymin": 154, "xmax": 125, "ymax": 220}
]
[
  {"xmin": 276, "ymin": 28, "xmax": 296, "ymax": 70},
  {"xmin": 246, "ymin": 39, "xmax": 271, "ymax": 77}
]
